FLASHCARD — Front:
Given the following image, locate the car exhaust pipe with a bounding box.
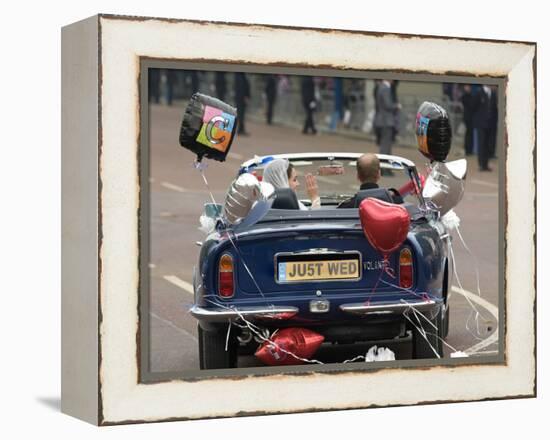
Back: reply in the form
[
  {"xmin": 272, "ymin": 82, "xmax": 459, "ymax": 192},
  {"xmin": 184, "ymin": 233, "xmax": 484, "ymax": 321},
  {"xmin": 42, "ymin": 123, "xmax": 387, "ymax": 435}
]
[
  {"xmin": 237, "ymin": 328, "xmax": 253, "ymax": 345},
  {"xmin": 253, "ymin": 328, "xmax": 271, "ymax": 344}
]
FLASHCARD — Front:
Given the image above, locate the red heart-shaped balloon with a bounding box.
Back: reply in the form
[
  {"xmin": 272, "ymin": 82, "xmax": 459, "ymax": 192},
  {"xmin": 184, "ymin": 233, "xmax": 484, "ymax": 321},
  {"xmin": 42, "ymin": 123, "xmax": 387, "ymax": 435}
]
[
  {"xmin": 255, "ymin": 328, "xmax": 324, "ymax": 366},
  {"xmin": 359, "ymin": 198, "xmax": 410, "ymax": 256}
]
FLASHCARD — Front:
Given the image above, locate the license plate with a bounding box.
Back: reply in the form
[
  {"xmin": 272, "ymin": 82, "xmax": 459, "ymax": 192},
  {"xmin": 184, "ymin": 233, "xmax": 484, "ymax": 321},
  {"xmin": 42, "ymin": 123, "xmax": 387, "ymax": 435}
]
[{"xmin": 278, "ymin": 259, "xmax": 360, "ymax": 282}]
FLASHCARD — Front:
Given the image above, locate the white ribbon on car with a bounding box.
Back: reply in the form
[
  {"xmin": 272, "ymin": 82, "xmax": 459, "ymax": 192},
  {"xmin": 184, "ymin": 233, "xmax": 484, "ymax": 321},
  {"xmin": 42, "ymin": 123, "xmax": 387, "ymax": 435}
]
[
  {"xmin": 192, "ymin": 160, "xmax": 491, "ymax": 364},
  {"xmin": 193, "ymin": 162, "xmax": 397, "ymax": 365}
]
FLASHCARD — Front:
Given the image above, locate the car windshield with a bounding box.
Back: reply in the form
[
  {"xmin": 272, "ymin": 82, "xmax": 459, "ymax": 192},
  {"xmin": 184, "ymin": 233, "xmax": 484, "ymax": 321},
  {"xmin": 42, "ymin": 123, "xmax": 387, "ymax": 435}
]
[{"xmin": 252, "ymin": 156, "xmax": 420, "ymax": 207}]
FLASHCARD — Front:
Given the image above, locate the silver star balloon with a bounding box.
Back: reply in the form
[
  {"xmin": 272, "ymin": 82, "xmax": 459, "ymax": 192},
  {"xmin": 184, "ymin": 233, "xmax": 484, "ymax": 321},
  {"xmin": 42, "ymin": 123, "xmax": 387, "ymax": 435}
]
[
  {"xmin": 223, "ymin": 173, "xmax": 274, "ymax": 225},
  {"xmin": 422, "ymin": 159, "xmax": 467, "ymax": 216}
]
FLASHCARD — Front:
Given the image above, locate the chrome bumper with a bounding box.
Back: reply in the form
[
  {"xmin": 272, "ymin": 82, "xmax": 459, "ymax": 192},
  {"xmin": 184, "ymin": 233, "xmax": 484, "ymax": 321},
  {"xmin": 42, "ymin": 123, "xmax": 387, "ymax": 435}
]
[
  {"xmin": 190, "ymin": 305, "xmax": 299, "ymax": 323},
  {"xmin": 340, "ymin": 299, "xmax": 439, "ymax": 316}
]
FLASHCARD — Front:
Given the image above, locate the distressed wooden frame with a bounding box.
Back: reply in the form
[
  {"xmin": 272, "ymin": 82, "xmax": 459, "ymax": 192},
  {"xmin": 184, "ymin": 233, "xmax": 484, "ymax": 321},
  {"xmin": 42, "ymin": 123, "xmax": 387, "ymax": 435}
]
[{"xmin": 61, "ymin": 14, "xmax": 536, "ymax": 425}]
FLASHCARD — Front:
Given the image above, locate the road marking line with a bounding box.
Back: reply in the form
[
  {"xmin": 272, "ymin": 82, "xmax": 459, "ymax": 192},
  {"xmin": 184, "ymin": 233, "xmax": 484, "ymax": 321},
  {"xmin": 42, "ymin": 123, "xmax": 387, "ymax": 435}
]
[
  {"xmin": 465, "ymin": 332, "xmax": 499, "ymax": 354},
  {"xmin": 149, "ymin": 263, "xmax": 156, "ymax": 269},
  {"xmin": 163, "ymin": 275, "xmax": 194, "ymax": 296},
  {"xmin": 450, "ymin": 285, "xmax": 499, "ymax": 354},
  {"xmin": 159, "ymin": 211, "xmax": 175, "ymax": 218},
  {"xmin": 470, "ymin": 179, "xmax": 498, "ymax": 189},
  {"xmin": 228, "ymin": 152, "xmax": 244, "ymax": 160},
  {"xmin": 469, "ymin": 350, "xmax": 499, "ymax": 356},
  {"xmin": 161, "ymin": 181, "xmax": 187, "ymax": 192},
  {"xmin": 464, "ymin": 328, "xmax": 499, "ymax": 355},
  {"xmin": 150, "ymin": 312, "xmax": 197, "ymax": 342},
  {"xmin": 466, "ymin": 192, "xmax": 498, "ymax": 198},
  {"xmin": 451, "ymin": 285, "xmax": 498, "ymax": 317}
]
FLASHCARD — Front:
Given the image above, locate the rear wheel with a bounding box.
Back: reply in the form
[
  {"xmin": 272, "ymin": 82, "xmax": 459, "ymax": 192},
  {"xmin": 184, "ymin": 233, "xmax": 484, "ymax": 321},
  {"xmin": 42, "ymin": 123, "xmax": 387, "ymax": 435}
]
[
  {"xmin": 411, "ymin": 309, "xmax": 444, "ymax": 359},
  {"xmin": 441, "ymin": 261, "xmax": 450, "ymax": 339},
  {"xmin": 198, "ymin": 324, "xmax": 238, "ymax": 369},
  {"xmin": 441, "ymin": 304, "xmax": 450, "ymax": 339}
]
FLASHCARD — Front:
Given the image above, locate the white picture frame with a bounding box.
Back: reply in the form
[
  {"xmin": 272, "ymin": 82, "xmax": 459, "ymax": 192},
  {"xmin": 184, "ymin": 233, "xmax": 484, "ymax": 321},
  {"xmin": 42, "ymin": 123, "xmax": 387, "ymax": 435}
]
[{"xmin": 61, "ymin": 14, "xmax": 536, "ymax": 425}]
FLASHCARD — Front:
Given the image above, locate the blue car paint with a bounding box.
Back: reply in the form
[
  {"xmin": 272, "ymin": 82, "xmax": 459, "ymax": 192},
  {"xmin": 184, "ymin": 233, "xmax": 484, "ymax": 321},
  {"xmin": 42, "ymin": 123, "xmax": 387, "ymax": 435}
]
[{"xmin": 195, "ymin": 216, "xmax": 447, "ymax": 326}]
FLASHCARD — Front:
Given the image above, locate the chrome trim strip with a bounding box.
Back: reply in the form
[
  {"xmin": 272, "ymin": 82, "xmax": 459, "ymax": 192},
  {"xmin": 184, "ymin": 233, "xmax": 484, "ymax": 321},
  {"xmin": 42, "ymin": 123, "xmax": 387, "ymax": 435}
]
[
  {"xmin": 190, "ymin": 305, "xmax": 299, "ymax": 322},
  {"xmin": 340, "ymin": 299, "xmax": 438, "ymax": 316},
  {"xmin": 240, "ymin": 153, "xmax": 416, "ymax": 170}
]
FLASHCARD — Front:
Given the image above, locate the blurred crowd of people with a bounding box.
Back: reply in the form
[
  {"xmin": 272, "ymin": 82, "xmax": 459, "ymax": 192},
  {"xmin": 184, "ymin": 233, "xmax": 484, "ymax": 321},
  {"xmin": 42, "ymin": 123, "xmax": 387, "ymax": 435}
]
[
  {"xmin": 149, "ymin": 69, "xmax": 498, "ymax": 168},
  {"xmin": 463, "ymin": 84, "xmax": 498, "ymax": 171},
  {"xmin": 373, "ymin": 79, "xmax": 401, "ymax": 158},
  {"xmin": 445, "ymin": 83, "xmax": 499, "ymax": 171}
]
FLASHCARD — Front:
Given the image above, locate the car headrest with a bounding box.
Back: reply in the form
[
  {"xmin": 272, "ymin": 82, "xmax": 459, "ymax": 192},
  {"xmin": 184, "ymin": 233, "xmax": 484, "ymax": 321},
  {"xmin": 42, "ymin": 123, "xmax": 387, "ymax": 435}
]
[
  {"xmin": 354, "ymin": 188, "xmax": 393, "ymax": 207},
  {"xmin": 271, "ymin": 188, "xmax": 300, "ymax": 210}
]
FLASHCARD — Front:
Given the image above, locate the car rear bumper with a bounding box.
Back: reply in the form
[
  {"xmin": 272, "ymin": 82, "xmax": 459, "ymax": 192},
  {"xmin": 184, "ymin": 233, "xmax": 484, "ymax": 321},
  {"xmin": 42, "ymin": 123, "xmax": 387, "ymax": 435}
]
[
  {"xmin": 339, "ymin": 298, "xmax": 440, "ymax": 317},
  {"xmin": 192, "ymin": 298, "xmax": 440, "ymax": 324},
  {"xmin": 190, "ymin": 305, "xmax": 299, "ymax": 323}
]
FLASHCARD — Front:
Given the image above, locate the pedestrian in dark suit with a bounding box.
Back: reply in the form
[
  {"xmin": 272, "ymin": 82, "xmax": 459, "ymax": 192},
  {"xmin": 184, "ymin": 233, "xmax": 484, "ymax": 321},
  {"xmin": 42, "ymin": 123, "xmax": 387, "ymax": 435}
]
[
  {"xmin": 148, "ymin": 68, "xmax": 160, "ymax": 103},
  {"xmin": 374, "ymin": 80, "xmax": 401, "ymax": 156},
  {"xmin": 164, "ymin": 69, "xmax": 177, "ymax": 106},
  {"xmin": 472, "ymin": 85, "xmax": 493, "ymax": 171},
  {"xmin": 390, "ymin": 80, "xmax": 401, "ymax": 141},
  {"xmin": 234, "ymin": 73, "xmax": 250, "ymax": 135},
  {"xmin": 461, "ymin": 84, "xmax": 475, "ymax": 156},
  {"xmin": 265, "ymin": 74, "xmax": 277, "ymax": 125},
  {"xmin": 188, "ymin": 71, "xmax": 199, "ymax": 95},
  {"xmin": 373, "ymin": 80, "xmax": 381, "ymax": 145},
  {"xmin": 215, "ymin": 72, "xmax": 226, "ymax": 101},
  {"xmin": 301, "ymin": 76, "xmax": 317, "ymax": 134},
  {"xmin": 487, "ymin": 85, "xmax": 498, "ymax": 158}
]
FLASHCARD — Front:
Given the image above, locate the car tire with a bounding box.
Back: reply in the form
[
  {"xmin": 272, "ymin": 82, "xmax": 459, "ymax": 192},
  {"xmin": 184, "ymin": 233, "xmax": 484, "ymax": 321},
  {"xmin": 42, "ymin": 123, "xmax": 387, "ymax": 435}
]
[
  {"xmin": 441, "ymin": 304, "xmax": 450, "ymax": 339},
  {"xmin": 411, "ymin": 308, "xmax": 444, "ymax": 359},
  {"xmin": 198, "ymin": 324, "xmax": 238, "ymax": 369},
  {"xmin": 441, "ymin": 261, "xmax": 450, "ymax": 339}
]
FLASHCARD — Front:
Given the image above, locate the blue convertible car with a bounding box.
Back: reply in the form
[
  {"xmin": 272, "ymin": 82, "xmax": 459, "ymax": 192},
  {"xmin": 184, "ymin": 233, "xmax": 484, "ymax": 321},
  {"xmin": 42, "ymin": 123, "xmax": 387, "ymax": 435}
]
[{"xmin": 191, "ymin": 153, "xmax": 452, "ymax": 369}]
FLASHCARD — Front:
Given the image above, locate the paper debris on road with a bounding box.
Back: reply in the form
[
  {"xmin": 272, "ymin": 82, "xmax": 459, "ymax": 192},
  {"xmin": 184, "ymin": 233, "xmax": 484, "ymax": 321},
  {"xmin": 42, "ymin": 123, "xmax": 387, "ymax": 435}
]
[
  {"xmin": 365, "ymin": 346, "xmax": 396, "ymax": 362},
  {"xmin": 450, "ymin": 351, "xmax": 469, "ymax": 358}
]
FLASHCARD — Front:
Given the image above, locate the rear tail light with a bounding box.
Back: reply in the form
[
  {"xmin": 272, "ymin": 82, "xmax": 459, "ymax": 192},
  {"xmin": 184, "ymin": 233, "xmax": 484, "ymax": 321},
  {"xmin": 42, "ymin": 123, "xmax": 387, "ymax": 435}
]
[
  {"xmin": 218, "ymin": 254, "xmax": 235, "ymax": 298},
  {"xmin": 399, "ymin": 248, "xmax": 413, "ymax": 289}
]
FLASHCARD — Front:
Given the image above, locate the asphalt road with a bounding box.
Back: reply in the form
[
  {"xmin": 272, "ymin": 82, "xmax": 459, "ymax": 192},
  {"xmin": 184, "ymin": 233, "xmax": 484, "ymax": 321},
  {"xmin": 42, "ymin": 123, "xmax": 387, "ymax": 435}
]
[{"xmin": 147, "ymin": 103, "xmax": 500, "ymax": 375}]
